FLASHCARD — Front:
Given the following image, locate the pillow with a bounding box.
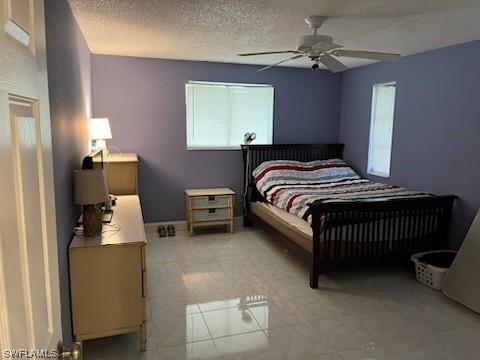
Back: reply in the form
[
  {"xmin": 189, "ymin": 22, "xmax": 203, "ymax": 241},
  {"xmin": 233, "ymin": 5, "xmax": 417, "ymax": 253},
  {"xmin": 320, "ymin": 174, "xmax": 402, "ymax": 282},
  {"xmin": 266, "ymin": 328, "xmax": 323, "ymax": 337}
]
[{"xmin": 253, "ymin": 159, "xmax": 361, "ymax": 196}]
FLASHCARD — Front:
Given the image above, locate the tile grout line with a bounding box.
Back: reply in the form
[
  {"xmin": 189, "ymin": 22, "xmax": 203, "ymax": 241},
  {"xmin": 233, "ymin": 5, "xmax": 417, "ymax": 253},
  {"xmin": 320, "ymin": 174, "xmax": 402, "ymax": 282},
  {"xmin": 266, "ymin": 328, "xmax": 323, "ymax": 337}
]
[
  {"xmin": 85, "ymin": 229, "xmax": 473, "ymax": 359},
  {"xmin": 198, "ymin": 306, "xmax": 220, "ymax": 357}
]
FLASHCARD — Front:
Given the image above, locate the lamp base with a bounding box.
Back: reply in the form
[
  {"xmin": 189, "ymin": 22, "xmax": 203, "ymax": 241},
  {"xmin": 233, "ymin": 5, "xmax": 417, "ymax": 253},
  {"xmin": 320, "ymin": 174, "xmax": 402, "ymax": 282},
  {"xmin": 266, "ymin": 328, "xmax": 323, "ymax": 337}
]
[
  {"xmin": 91, "ymin": 139, "xmax": 109, "ymax": 155},
  {"xmin": 83, "ymin": 205, "xmax": 102, "ymax": 237}
]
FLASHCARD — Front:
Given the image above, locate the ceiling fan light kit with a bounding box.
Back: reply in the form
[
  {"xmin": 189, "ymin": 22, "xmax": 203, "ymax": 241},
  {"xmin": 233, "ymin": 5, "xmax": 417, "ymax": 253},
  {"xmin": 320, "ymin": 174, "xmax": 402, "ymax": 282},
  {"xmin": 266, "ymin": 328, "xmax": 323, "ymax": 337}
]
[
  {"xmin": 305, "ymin": 15, "xmax": 328, "ymax": 29},
  {"xmin": 238, "ymin": 15, "xmax": 401, "ymax": 73}
]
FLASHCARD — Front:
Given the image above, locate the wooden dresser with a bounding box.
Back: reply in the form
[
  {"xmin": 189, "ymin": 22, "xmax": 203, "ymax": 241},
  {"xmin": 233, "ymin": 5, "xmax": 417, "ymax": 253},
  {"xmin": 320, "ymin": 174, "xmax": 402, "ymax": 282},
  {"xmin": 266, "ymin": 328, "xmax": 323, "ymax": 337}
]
[
  {"xmin": 69, "ymin": 195, "xmax": 147, "ymax": 350},
  {"xmin": 94, "ymin": 153, "xmax": 139, "ymax": 195},
  {"xmin": 185, "ymin": 188, "xmax": 235, "ymax": 236}
]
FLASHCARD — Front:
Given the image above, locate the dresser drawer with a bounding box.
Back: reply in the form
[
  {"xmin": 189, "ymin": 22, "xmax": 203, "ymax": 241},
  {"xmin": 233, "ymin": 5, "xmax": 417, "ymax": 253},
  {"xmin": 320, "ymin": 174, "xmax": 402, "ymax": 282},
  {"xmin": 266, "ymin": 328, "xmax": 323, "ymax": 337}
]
[
  {"xmin": 192, "ymin": 195, "xmax": 230, "ymax": 209},
  {"xmin": 192, "ymin": 208, "xmax": 230, "ymax": 221}
]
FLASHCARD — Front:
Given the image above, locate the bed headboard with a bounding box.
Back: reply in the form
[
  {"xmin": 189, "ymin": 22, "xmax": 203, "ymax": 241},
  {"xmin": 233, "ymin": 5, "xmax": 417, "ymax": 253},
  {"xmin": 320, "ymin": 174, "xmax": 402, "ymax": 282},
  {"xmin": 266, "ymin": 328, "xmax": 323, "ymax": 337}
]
[
  {"xmin": 241, "ymin": 144, "xmax": 345, "ymax": 223},
  {"xmin": 241, "ymin": 143, "xmax": 345, "ymax": 183}
]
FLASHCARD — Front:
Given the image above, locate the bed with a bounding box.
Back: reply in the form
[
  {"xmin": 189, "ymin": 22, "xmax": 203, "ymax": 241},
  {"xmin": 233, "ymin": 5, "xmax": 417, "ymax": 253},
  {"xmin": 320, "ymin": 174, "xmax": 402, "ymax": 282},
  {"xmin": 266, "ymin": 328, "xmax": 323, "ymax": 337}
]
[{"xmin": 242, "ymin": 144, "xmax": 456, "ymax": 288}]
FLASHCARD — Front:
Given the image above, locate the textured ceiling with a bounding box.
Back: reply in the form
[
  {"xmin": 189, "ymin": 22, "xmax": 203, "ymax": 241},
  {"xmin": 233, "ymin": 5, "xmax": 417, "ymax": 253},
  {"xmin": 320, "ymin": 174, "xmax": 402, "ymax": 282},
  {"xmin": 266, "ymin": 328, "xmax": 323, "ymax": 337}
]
[{"xmin": 68, "ymin": 0, "xmax": 480, "ymax": 70}]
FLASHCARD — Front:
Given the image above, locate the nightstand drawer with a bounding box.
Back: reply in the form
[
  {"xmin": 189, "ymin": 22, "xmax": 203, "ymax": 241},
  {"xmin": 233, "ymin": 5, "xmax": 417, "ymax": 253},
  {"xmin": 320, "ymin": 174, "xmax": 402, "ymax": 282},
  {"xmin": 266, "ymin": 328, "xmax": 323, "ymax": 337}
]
[
  {"xmin": 192, "ymin": 195, "xmax": 230, "ymax": 209},
  {"xmin": 192, "ymin": 208, "xmax": 230, "ymax": 221}
]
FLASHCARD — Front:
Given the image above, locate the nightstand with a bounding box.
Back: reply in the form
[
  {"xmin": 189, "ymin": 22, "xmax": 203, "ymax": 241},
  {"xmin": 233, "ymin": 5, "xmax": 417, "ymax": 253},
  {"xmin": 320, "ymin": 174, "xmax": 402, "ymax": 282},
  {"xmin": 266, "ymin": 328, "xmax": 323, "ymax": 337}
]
[
  {"xmin": 94, "ymin": 153, "xmax": 139, "ymax": 195},
  {"xmin": 185, "ymin": 188, "xmax": 235, "ymax": 236}
]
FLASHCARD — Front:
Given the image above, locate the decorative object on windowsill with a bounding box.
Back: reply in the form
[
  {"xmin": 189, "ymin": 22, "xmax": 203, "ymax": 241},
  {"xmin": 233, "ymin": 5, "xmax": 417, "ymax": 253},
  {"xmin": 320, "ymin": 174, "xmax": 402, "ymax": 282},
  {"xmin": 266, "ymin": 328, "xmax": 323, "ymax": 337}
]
[
  {"xmin": 74, "ymin": 169, "xmax": 109, "ymax": 237},
  {"xmin": 89, "ymin": 117, "xmax": 112, "ymax": 154},
  {"xmin": 244, "ymin": 132, "xmax": 256, "ymax": 145},
  {"xmin": 243, "ymin": 132, "xmax": 257, "ymax": 217},
  {"xmin": 243, "ymin": 133, "xmax": 257, "ymax": 216}
]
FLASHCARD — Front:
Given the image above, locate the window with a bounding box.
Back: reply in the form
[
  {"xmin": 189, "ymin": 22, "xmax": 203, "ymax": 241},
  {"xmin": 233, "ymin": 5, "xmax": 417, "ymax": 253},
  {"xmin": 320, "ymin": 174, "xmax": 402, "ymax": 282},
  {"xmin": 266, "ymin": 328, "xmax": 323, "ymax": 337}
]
[
  {"xmin": 367, "ymin": 82, "xmax": 396, "ymax": 177},
  {"xmin": 186, "ymin": 81, "xmax": 274, "ymax": 149}
]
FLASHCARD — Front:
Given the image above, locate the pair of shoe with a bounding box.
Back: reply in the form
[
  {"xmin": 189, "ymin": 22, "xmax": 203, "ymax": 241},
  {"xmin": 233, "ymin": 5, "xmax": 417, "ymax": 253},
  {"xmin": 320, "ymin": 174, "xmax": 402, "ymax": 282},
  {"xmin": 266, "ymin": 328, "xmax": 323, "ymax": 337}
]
[{"xmin": 157, "ymin": 224, "xmax": 175, "ymax": 237}]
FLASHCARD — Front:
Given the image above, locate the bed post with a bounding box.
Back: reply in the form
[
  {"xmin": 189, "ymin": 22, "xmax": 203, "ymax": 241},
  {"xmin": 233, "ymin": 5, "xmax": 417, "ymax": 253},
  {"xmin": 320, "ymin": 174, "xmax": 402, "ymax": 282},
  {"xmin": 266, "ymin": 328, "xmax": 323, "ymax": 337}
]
[
  {"xmin": 310, "ymin": 209, "xmax": 322, "ymax": 289},
  {"xmin": 438, "ymin": 197, "xmax": 455, "ymax": 248},
  {"xmin": 242, "ymin": 145, "xmax": 253, "ymax": 227},
  {"xmin": 243, "ymin": 189, "xmax": 253, "ymax": 227}
]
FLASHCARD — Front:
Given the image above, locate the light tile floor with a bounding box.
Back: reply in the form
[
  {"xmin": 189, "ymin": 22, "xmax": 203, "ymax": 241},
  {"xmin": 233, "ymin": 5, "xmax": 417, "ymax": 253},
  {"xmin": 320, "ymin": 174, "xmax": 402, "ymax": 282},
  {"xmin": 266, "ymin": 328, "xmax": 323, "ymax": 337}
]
[{"xmin": 83, "ymin": 226, "xmax": 480, "ymax": 360}]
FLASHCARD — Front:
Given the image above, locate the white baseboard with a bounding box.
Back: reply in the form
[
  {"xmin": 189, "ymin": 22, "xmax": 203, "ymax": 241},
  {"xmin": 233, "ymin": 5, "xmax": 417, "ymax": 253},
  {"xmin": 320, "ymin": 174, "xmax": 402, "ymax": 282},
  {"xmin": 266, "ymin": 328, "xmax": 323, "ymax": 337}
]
[
  {"xmin": 145, "ymin": 220, "xmax": 188, "ymax": 232},
  {"xmin": 145, "ymin": 216, "xmax": 244, "ymax": 233}
]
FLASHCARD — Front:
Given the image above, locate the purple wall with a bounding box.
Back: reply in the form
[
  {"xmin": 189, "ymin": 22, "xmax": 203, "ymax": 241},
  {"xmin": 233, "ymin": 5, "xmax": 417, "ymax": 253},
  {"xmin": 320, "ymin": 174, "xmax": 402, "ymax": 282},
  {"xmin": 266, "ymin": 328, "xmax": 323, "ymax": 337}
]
[
  {"xmin": 42, "ymin": 5, "xmax": 479, "ymax": 340},
  {"xmin": 45, "ymin": 0, "xmax": 91, "ymax": 344},
  {"xmin": 92, "ymin": 55, "xmax": 342, "ymax": 222},
  {"xmin": 339, "ymin": 40, "xmax": 480, "ymax": 247}
]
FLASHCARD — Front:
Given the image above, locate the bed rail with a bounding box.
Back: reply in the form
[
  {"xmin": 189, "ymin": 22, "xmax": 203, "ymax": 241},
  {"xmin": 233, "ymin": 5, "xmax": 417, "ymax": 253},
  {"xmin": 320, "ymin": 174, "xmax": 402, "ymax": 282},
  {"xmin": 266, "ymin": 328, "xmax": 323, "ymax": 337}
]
[{"xmin": 309, "ymin": 195, "xmax": 456, "ymax": 288}]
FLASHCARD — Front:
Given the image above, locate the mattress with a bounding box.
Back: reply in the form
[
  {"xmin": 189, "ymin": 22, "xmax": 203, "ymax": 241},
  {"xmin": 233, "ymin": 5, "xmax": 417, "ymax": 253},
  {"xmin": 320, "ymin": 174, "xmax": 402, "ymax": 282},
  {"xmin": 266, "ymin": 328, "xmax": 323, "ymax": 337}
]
[
  {"xmin": 253, "ymin": 159, "xmax": 429, "ymax": 223},
  {"xmin": 250, "ymin": 201, "xmax": 437, "ymax": 255},
  {"xmin": 251, "ymin": 201, "xmax": 313, "ymax": 252}
]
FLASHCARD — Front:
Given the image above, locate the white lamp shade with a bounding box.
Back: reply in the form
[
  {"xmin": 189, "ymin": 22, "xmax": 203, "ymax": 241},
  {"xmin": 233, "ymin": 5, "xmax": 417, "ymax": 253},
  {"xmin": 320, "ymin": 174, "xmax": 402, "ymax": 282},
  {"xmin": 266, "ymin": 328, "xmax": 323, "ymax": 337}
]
[
  {"xmin": 74, "ymin": 169, "xmax": 109, "ymax": 205},
  {"xmin": 89, "ymin": 118, "xmax": 112, "ymax": 140}
]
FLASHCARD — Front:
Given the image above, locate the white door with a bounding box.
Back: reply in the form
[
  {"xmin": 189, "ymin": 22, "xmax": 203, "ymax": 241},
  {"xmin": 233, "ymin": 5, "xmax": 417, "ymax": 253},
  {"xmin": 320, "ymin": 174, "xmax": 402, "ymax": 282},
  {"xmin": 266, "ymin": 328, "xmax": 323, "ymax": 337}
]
[{"xmin": 0, "ymin": 0, "xmax": 62, "ymax": 353}]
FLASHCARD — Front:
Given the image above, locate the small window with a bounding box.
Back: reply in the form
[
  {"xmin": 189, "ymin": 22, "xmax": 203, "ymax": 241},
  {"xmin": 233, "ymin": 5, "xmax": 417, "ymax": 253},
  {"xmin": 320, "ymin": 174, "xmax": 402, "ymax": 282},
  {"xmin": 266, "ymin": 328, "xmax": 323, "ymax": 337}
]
[
  {"xmin": 367, "ymin": 82, "xmax": 396, "ymax": 177},
  {"xmin": 186, "ymin": 81, "xmax": 274, "ymax": 150}
]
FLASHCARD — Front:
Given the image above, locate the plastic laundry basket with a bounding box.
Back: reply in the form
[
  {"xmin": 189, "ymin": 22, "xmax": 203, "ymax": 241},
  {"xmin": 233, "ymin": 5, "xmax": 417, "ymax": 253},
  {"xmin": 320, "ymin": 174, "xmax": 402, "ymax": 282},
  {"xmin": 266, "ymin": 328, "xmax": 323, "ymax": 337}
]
[{"xmin": 411, "ymin": 250, "xmax": 457, "ymax": 290}]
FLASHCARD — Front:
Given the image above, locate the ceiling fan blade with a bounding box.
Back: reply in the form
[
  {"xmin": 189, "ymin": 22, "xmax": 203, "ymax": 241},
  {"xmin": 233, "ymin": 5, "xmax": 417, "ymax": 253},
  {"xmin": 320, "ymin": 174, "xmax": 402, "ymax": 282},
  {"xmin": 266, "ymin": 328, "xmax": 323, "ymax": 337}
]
[
  {"xmin": 238, "ymin": 50, "xmax": 300, "ymax": 56},
  {"xmin": 332, "ymin": 50, "xmax": 400, "ymax": 62},
  {"xmin": 257, "ymin": 54, "xmax": 305, "ymax": 72},
  {"xmin": 311, "ymin": 41, "xmax": 343, "ymax": 52},
  {"xmin": 318, "ymin": 55, "xmax": 348, "ymax": 73}
]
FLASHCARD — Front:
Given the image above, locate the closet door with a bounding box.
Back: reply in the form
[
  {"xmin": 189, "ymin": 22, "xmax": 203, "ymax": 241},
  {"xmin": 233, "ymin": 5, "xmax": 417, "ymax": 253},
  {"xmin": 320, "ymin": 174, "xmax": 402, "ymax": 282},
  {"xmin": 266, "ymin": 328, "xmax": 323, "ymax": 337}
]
[{"xmin": 0, "ymin": 0, "xmax": 63, "ymax": 351}]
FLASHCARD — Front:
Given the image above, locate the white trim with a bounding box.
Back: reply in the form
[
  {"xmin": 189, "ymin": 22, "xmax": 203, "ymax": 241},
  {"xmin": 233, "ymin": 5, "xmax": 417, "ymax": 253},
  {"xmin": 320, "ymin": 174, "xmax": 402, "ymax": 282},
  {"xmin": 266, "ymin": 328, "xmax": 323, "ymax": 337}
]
[
  {"xmin": 145, "ymin": 220, "xmax": 189, "ymax": 233},
  {"xmin": 187, "ymin": 80, "xmax": 273, "ymax": 88},
  {"xmin": 367, "ymin": 170, "xmax": 390, "ymax": 178},
  {"xmin": 145, "ymin": 216, "xmax": 244, "ymax": 234},
  {"xmin": 187, "ymin": 146, "xmax": 241, "ymax": 151},
  {"xmin": 185, "ymin": 81, "xmax": 274, "ymax": 150},
  {"xmin": 34, "ymin": 99, "xmax": 54, "ymax": 336},
  {"xmin": 367, "ymin": 81, "xmax": 396, "ymax": 179},
  {"xmin": 0, "ymin": 232, "xmax": 11, "ymax": 348},
  {"xmin": 4, "ymin": 20, "xmax": 30, "ymax": 47},
  {"xmin": 11, "ymin": 115, "xmax": 36, "ymax": 347}
]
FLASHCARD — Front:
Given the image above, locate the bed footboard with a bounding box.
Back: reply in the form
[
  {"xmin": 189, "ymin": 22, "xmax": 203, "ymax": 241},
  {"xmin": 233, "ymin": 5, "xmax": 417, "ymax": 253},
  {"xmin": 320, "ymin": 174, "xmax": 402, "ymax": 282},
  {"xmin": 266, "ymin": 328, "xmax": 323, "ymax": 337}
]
[{"xmin": 309, "ymin": 196, "xmax": 456, "ymax": 288}]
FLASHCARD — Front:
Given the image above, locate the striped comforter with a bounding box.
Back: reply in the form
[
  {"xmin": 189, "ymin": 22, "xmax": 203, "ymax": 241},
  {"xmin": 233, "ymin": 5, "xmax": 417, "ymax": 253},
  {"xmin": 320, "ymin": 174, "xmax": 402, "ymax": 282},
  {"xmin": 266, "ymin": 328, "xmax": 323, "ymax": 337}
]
[{"xmin": 253, "ymin": 159, "xmax": 429, "ymax": 222}]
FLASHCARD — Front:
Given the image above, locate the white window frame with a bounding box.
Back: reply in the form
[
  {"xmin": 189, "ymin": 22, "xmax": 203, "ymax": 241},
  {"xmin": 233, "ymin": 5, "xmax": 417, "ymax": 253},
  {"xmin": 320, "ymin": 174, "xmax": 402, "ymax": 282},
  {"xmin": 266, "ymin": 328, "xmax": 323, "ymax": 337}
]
[
  {"xmin": 185, "ymin": 81, "xmax": 274, "ymax": 150},
  {"xmin": 367, "ymin": 81, "xmax": 396, "ymax": 178}
]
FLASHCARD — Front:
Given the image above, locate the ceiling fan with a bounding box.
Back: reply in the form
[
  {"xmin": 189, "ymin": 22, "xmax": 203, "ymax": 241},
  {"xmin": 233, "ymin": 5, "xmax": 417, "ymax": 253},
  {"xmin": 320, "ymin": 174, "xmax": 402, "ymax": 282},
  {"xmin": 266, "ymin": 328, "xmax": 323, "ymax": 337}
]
[{"xmin": 238, "ymin": 16, "xmax": 400, "ymax": 73}]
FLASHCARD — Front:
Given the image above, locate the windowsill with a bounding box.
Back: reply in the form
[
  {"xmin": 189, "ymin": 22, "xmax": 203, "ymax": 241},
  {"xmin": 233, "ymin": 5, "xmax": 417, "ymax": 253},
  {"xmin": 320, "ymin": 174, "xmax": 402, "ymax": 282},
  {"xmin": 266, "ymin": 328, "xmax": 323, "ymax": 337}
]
[
  {"xmin": 187, "ymin": 146, "xmax": 242, "ymax": 151},
  {"xmin": 367, "ymin": 170, "xmax": 390, "ymax": 178}
]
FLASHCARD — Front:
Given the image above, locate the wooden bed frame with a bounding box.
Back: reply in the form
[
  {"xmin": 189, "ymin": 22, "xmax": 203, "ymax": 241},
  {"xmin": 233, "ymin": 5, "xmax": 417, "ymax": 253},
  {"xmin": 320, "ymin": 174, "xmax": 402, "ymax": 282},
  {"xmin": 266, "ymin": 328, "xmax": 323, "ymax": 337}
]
[{"xmin": 242, "ymin": 144, "xmax": 456, "ymax": 288}]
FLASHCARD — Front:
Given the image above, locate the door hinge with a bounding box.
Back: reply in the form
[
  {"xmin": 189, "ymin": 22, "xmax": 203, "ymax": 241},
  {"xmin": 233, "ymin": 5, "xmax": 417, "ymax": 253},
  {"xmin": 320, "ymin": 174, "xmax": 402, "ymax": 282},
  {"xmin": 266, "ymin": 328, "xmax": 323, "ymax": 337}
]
[{"xmin": 57, "ymin": 341, "xmax": 82, "ymax": 360}]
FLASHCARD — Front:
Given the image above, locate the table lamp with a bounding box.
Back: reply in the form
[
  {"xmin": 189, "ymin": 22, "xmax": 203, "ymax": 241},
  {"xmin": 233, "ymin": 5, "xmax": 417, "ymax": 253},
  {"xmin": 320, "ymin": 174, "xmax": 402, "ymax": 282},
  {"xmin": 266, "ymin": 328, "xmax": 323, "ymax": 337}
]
[
  {"xmin": 74, "ymin": 169, "xmax": 109, "ymax": 237},
  {"xmin": 89, "ymin": 118, "xmax": 112, "ymax": 153}
]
